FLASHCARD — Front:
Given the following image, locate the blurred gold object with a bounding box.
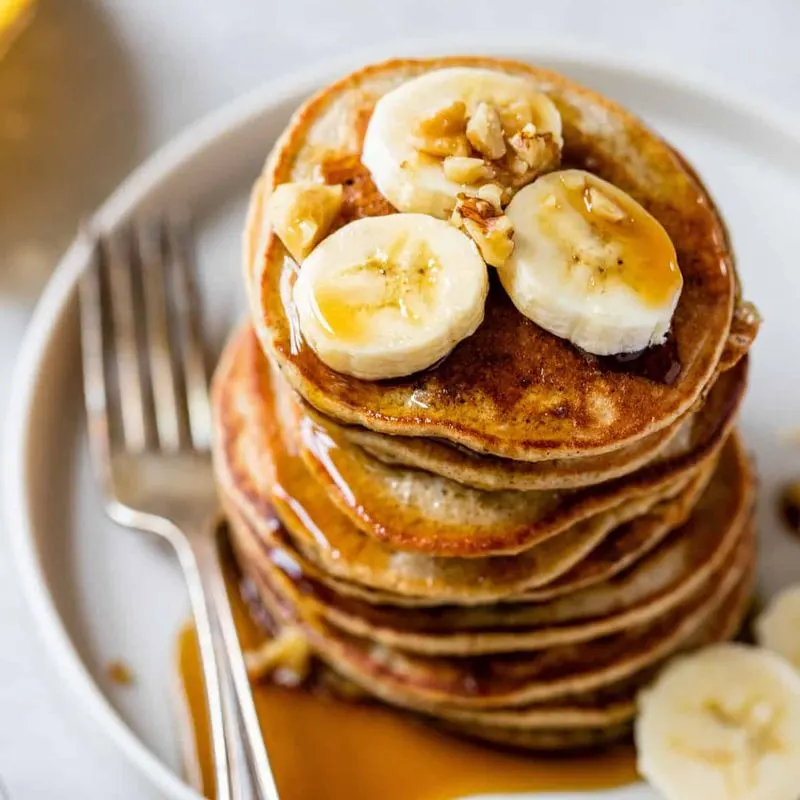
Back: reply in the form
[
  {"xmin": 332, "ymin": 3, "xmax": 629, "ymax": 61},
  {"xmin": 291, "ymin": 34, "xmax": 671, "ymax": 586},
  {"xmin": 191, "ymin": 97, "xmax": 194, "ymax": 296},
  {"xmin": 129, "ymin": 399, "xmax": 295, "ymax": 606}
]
[{"xmin": 0, "ymin": 0, "xmax": 34, "ymax": 58}]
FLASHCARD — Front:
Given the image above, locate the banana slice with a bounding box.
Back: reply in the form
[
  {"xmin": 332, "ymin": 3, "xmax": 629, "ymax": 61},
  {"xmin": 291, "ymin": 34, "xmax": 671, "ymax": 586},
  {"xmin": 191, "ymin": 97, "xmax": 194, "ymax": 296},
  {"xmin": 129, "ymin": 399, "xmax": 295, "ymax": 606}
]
[
  {"xmin": 636, "ymin": 644, "xmax": 800, "ymax": 800},
  {"xmin": 362, "ymin": 67, "xmax": 562, "ymax": 218},
  {"xmin": 499, "ymin": 169, "xmax": 683, "ymax": 356},
  {"xmin": 756, "ymin": 585, "xmax": 800, "ymax": 670},
  {"xmin": 293, "ymin": 213, "xmax": 488, "ymax": 380}
]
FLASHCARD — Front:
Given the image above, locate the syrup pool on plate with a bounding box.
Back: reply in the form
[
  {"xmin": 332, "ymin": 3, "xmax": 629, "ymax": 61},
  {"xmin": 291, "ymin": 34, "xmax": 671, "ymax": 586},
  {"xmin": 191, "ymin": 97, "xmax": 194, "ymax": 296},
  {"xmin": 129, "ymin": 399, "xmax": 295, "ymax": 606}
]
[{"xmin": 174, "ymin": 549, "xmax": 638, "ymax": 800}]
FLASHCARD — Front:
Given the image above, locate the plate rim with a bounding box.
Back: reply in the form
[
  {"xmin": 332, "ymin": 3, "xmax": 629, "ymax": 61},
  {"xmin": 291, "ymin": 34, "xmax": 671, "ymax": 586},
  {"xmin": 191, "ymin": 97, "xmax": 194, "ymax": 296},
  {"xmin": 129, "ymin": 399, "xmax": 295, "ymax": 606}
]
[{"xmin": 5, "ymin": 35, "xmax": 800, "ymax": 800}]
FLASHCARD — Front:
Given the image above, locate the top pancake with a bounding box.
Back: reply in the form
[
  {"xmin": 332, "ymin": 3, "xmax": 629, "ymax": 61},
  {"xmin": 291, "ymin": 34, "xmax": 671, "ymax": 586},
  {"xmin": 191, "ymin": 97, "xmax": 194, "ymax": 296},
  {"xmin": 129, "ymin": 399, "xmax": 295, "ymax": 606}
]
[{"xmin": 248, "ymin": 56, "xmax": 737, "ymax": 461}]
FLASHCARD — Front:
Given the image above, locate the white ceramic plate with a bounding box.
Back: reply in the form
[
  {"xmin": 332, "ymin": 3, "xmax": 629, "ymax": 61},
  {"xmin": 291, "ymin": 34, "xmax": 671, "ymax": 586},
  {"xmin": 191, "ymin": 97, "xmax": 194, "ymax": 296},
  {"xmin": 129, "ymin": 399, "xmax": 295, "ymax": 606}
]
[{"xmin": 6, "ymin": 40, "xmax": 800, "ymax": 800}]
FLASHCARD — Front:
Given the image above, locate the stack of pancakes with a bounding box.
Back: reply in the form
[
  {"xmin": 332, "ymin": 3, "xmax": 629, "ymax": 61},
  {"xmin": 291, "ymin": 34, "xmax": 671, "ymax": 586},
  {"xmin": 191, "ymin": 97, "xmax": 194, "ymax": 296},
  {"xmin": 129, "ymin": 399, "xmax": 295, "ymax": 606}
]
[{"xmin": 211, "ymin": 57, "xmax": 760, "ymax": 750}]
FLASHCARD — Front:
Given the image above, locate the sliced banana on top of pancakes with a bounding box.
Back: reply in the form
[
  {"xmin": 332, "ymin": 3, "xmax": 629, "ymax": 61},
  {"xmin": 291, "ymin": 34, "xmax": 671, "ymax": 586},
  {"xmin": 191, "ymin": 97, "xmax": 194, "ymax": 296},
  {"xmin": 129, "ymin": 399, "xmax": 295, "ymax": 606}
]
[
  {"xmin": 361, "ymin": 66, "xmax": 563, "ymax": 219},
  {"xmin": 292, "ymin": 213, "xmax": 488, "ymax": 380},
  {"xmin": 500, "ymin": 169, "xmax": 683, "ymax": 356}
]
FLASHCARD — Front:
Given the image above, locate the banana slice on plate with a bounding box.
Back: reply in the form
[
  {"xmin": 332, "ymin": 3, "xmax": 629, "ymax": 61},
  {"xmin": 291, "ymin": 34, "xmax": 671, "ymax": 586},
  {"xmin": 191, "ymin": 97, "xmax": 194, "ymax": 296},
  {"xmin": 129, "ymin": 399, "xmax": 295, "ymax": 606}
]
[
  {"xmin": 635, "ymin": 643, "xmax": 800, "ymax": 800},
  {"xmin": 293, "ymin": 213, "xmax": 488, "ymax": 380},
  {"xmin": 499, "ymin": 169, "xmax": 683, "ymax": 356},
  {"xmin": 362, "ymin": 67, "xmax": 563, "ymax": 218},
  {"xmin": 756, "ymin": 585, "xmax": 800, "ymax": 670}
]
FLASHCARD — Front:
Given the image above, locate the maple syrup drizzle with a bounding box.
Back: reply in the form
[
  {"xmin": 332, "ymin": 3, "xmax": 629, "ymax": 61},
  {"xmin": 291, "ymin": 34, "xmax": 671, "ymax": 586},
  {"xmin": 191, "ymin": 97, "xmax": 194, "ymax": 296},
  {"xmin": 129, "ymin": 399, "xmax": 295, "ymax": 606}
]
[
  {"xmin": 555, "ymin": 172, "xmax": 682, "ymax": 310},
  {"xmin": 175, "ymin": 556, "xmax": 638, "ymax": 799},
  {"xmin": 312, "ymin": 236, "xmax": 442, "ymax": 346}
]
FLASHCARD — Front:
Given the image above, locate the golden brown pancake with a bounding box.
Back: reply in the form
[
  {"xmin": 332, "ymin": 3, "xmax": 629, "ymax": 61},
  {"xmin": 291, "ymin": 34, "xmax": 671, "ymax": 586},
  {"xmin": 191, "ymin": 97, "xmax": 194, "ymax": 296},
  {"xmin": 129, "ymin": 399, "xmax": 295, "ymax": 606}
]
[
  {"xmin": 222, "ymin": 473, "xmax": 702, "ymax": 607},
  {"xmin": 227, "ymin": 435, "xmax": 752, "ymax": 657},
  {"xmin": 215, "ymin": 326, "xmax": 742, "ymax": 561},
  {"xmin": 290, "ymin": 361, "xmax": 746, "ymax": 555},
  {"xmin": 213, "ymin": 328, "xmax": 716, "ymax": 603},
  {"xmin": 324, "ymin": 403, "xmax": 691, "ymax": 492},
  {"xmin": 437, "ymin": 564, "xmax": 751, "ymax": 751},
  {"xmin": 247, "ymin": 56, "xmax": 747, "ymax": 461},
  {"xmin": 241, "ymin": 521, "xmax": 752, "ymax": 712},
  {"xmin": 433, "ymin": 561, "xmax": 752, "ymax": 726},
  {"xmin": 235, "ymin": 547, "xmax": 752, "ymax": 750}
]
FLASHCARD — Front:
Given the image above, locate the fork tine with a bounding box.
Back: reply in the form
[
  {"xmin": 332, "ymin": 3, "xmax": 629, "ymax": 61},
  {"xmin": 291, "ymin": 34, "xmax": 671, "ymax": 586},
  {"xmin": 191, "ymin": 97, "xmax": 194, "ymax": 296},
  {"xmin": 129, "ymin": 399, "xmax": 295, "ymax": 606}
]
[
  {"xmin": 166, "ymin": 214, "xmax": 212, "ymax": 451},
  {"xmin": 79, "ymin": 234, "xmax": 112, "ymax": 467},
  {"xmin": 137, "ymin": 222, "xmax": 183, "ymax": 452},
  {"xmin": 105, "ymin": 230, "xmax": 150, "ymax": 453}
]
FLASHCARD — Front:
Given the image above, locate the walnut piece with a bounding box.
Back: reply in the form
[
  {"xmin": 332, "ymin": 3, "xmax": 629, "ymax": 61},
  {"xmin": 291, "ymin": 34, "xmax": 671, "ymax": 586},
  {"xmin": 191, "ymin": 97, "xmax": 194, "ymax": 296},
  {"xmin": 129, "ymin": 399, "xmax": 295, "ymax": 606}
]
[
  {"xmin": 442, "ymin": 155, "xmax": 494, "ymax": 185},
  {"xmin": 466, "ymin": 102, "xmax": 507, "ymax": 160},
  {"xmin": 414, "ymin": 100, "xmax": 470, "ymax": 158},
  {"xmin": 414, "ymin": 133, "xmax": 470, "ymax": 158},
  {"xmin": 508, "ymin": 124, "xmax": 561, "ymax": 174},
  {"xmin": 476, "ymin": 183, "xmax": 504, "ymax": 211},
  {"xmin": 266, "ymin": 181, "xmax": 343, "ymax": 264},
  {"xmin": 497, "ymin": 99, "xmax": 535, "ymax": 136},
  {"xmin": 450, "ymin": 193, "xmax": 514, "ymax": 268},
  {"xmin": 508, "ymin": 155, "xmax": 530, "ymax": 176},
  {"xmin": 266, "ymin": 181, "xmax": 343, "ymax": 263},
  {"xmin": 412, "ymin": 97, "xmax": 561, "ymax": 199},
  {"xmin": 417, "ymin": 100, "xmax": 467, "ymax": 137},
  {"xmin": 587, "ymin": 187, "xmax": 626, "ymax": 222},
  {"xmin": 245, "ymin": 626, "xmax": 312, "ymax": 686}
]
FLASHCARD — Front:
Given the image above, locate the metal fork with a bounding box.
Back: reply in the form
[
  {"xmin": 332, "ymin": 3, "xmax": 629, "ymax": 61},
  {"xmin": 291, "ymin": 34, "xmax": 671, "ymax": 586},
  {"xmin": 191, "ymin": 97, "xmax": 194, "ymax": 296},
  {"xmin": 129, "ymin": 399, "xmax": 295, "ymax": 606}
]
[{"xmin": 79, "ymin": 216, "xmax": 279, "ymax": 799}]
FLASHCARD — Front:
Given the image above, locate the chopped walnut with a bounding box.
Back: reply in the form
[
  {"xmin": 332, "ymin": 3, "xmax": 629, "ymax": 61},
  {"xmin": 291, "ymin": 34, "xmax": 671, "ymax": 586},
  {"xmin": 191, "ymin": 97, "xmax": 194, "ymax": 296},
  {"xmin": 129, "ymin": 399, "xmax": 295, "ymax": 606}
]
[
  {"xmin": 466, "ymin": 102, "xmax": 507, "ymax": 160},
  {"xmin": 497, "ymin": 99, "xmax": 535, "ymax": 136},
  {"xmin": 266, "ymin": 181, "xmax": 343, "ymax": 263},
  {"xmin": 476, "ymin": 183, "xmax": 504, "ymax": 211},
  {"xmin": 245, "ymin": 626, "xmax": 311, "ymax": 687},
  {"xmin": 587, "ymin": 186, "xmax": 626, "ymax": 222},
  {"xmin": 508, "ymin": 125, "xmax": 561, "ymax": 175},
  {"xmin": 450, "ymin": 193, "xmax": 514, "ymax": 268},
  {"xmin": 412, "ymin": 97, "xmax": 561, "ymax": 198},
  {"xmin": 414, "ymin": 133, "xmax": 470, "ymax": 158},
  {"xmin": 416, "ymin": 100, "xmax": 467, "ymax": 138},
  {"xmin": 442, "ymin": 155, "xmax": 494, "ymax": 184},
  {"xmin": 414, "ymin": 100, "xmax": 470, "ymax": 158},
  {"xmin": 508, "ymin": 155, "xmax": 531, "ymax": 176},
  {"xmin": 450, "ymin": 193, "xmax": 496, "ymax": 227}
]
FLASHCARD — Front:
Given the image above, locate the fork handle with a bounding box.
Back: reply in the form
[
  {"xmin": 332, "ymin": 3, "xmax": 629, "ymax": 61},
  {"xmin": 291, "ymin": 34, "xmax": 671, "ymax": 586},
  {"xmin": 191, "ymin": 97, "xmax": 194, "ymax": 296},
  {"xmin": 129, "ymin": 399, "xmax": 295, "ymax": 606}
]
[
  {"xmin": 175, "ymin": 538, "xmax": 235, "ymax": 800},
  {"xmin": 218, "ymin": 628, "xmax": 260, "ymax": 800},
  {"xmin": 188, "ymin": 526, "xmax": 282, "ymax": 800}
]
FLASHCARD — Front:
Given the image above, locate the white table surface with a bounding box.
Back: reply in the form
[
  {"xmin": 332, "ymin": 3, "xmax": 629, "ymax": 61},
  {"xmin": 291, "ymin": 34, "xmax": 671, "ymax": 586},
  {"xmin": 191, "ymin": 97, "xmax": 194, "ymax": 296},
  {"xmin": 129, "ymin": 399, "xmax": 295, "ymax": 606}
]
[{"xmin": 0, "ymin": 1, "xmax": 798, "ymax": 797}]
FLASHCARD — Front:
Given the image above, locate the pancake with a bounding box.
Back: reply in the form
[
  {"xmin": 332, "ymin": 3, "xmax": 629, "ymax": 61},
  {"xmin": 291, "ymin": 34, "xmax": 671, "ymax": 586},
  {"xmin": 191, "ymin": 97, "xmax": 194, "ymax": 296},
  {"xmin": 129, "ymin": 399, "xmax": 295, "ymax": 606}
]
[
  {"xmin": 212, "ymin": 328, "xmax": 713, "ymax": 604},
  {"xmin": 215, "ymin": 327, "xmax": 741, "ymax": 562},
  {"xmin": 290, "ymin": 360, "xmax": 746, "ymax": 555},
  {"xmin": 235, "ymin": 545, "xmax": 752, "ymax": 751},
  {"xmin": 248, "ymin": 56, "xmax": 745, "ymax": 461},
  {"xmin": 222, "ymin": 471, "xmax": 703, "ymax": 608},
  {"xmin": 438, "ymin": 562, "xmax": 751, "ymax": 752},
  {"xmin": 434, "ymin": 558, "xmax": 753, "ymax": 728},
  {"xmin": 518, "ymin": 489, "xmax": 698, "ymax": 602},
  {"xmin": 227, "ymin": 435, "xmax": 752, "ymax": 656},
  {"xmin": 327, "ymin": 402, "xmax": 691, "ymax": 491},
  {"xmin": 242, "ymin": 520, "xmax": 753, "ymax": 712}
]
